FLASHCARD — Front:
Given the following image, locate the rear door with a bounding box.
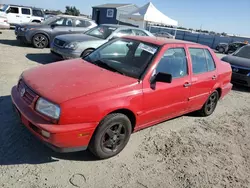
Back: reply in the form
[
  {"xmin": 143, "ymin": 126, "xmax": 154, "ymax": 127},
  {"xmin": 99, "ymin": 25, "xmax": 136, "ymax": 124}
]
[
  {"xmin": 140, "ymin": 44, "xmax": 191, "ymax": 126},
  {"xmin": 188, "ymin": 47, "xmax": 218, "ymax": 111},
  {"xmin": 20, "ymin": 8, "xmax": 32, "ymax": 23},
  {"xmin": 6, "ymin": 6, "xmax": 21, "ymax": 24}
]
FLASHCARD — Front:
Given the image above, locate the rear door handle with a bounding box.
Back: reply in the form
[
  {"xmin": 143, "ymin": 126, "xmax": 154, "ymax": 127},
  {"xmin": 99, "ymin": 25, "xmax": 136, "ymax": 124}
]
[
  {"xmin": 183, "ymin": 82, "xmax": 192, "ymax": 88},
  {"xmin": 212, "ymin": 75, "xmax": 217, "ymax": 80}
]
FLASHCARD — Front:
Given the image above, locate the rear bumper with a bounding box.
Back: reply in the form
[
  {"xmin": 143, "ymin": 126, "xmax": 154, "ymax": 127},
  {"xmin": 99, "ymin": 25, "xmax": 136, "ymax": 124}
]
[
  {"xmin": 11, "ymin": 86, "xmax": 97, "ymax": 153},
  {"xmin": 231, "ymin": 73, "xmax": 250, "ymax": 87},
  {"xmin": 221, "ymin": 83, "xmax": 233, "ymax": 99}
]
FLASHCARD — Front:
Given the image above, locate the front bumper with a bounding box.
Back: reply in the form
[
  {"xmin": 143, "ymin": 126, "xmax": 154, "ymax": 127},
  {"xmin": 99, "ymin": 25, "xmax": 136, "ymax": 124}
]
[
  {"xmin": 50, "ymin": 45, "xmax": 82, "ymax": 59},
  {"xmin": 11, "ymin": 86, "xmax": 97, "ymax": 153},
  {"xmin": 231, "ymin": 73, "xmax": 250, "ymax": 87}
]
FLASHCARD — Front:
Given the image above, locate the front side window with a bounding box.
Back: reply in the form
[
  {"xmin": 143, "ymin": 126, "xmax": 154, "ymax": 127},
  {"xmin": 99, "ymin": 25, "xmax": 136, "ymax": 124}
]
[
  {"xmin": 189, "ymin": 48, "xmax": 208, "ymax": 74},
  {"xmin": 156, "ymin": 48, "xmax": 188, "ymax": 78},
  {"xmin": 85, "ymin": 25, "xmax": 117, "ymax": 39},
  {"xmin": 133, "ymin": 29, "xmax": 148, "ymax": 36},
  {"xmin": 21, "ymin": 8, "xmax": 31, "ymax": 15},
  {"xmin": 53, "ymin": 18, "xmax": 73, "ymax": 26},
  {"xmin": 8, "ymin": 7, "xmax": 19, "ymax": 14},
  {"xmin": 84, "ymin": 39, "xmax": 159, "ymax": 79}
]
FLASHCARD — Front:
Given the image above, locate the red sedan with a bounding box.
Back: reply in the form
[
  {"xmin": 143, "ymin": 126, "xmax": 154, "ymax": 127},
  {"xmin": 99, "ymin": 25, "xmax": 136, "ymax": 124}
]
[{"xmin": 11, "ymin": 36, "xmax": 232, "ymax": 159}]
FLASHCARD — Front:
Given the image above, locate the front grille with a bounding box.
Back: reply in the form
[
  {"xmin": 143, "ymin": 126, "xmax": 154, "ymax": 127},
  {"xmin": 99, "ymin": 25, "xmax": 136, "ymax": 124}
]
[
  {"xmin": 54, "ymin": 38, "xmax": 66, "ymax": 47},
  {"xmin": 17, "ymin": 80, "xmax": 38, "ymax": 106},
  {"xmin": 231, "ymin": 65, "xmax": 250, "ymax": 75}
]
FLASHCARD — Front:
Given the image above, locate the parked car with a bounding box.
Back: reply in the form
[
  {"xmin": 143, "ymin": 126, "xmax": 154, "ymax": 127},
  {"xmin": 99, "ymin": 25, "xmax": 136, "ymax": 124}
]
[
  {"xmin": 216, "ymin": 42, "xmax": 247, "ymax": 54},
  {"xmin": 0, "ymin": 16, "xmax": 10, "ymax": 29},
  {"xmin": 50, "ymin": 24, "xmax": 154, "ymax": 59},
  {"xmin": 15, "ymin": 15, "xmax": 97, "ymax": 48},
  {"xmin": 11, "ymin": 36, "xmax": 232, "ymax": 159},
  {"xmin": 154, "ymin": 31, "xmax": 174, "ymax": 39},
  {"xmin": 0, "ymin": 4, "xmax": 44, "ymax": 25},
  {"xmin": 221, "ymin": 45, "xmax": 250, "ymax": 87}
]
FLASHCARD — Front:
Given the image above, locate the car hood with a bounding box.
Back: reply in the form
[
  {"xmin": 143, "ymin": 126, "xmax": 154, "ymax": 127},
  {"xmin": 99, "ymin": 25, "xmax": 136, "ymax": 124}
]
[
  {"xmin": 56, "ymin": 34, "xmax": 103, "ymax": 43},
  {"xmin": 22, "ymin": 59, "xmax": 137, "ymax": 104},
  {"xmin": 17, "ymin": 22, "xmax": 48, "ymax": 28},
  {"xmin": 222, "ymin": 55, "xmax": 250, "ymax": 68}
]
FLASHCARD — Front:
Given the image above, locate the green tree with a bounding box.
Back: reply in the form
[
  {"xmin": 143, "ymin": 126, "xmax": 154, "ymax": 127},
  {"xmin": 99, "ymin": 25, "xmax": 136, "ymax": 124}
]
[{"xmin": 65, "ymin": 6, "xmax": 80, "ymax": 16}]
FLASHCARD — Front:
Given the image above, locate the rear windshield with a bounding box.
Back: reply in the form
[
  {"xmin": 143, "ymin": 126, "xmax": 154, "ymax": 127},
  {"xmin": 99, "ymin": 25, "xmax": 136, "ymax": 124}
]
[
  {"xmin": 233, "ymin": 45, "xmax": 250, "ymax": 59},
  {"xmin": 85, "ymin": 25, "xmax": 117, "ymax": 39}
]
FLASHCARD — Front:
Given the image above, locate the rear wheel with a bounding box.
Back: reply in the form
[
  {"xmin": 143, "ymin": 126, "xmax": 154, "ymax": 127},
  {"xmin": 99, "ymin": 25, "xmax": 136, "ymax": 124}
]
[
  {"xmin": 199, "ymin": 91, "xmax": 219, "ymax": 117},
  {"xmin": 32, "ymin": 34, "xmax": 49, "ymax": 48},
  {"xmin": 89, "ymin": 113, "xmax": 132, "ymax": 159}
]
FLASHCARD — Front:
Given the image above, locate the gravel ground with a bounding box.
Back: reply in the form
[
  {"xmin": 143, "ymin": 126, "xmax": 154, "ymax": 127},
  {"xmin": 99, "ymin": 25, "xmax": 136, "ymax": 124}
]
[{"xmin": 0, "ymin": 30, "xmax": 250, "ymax": 188}]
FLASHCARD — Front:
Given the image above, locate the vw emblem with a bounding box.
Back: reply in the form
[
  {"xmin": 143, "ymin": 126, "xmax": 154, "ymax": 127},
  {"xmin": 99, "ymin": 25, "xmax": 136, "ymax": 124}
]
[
  {"xmin": 233, "ymin": 68, "xmax": 239, "ymax": 73},
  {"xmin": 20, "ymin": 88, "xmax": 26, "ymax": 97}
]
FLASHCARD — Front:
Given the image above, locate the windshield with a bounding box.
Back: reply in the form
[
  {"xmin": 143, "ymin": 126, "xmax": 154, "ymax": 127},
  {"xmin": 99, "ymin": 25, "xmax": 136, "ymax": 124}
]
[
  {"xmin": 85, "ymin": 25, "xmax": 117, "ymax": 39},
  {"xmin": 84, "ymin": 38, "xmax": 159, "ymax": 79},
  {"xmin": 0, "ymin": 4, "xmax": 8, "ymax": 12},
  {"xmin": 42, "ymin": 16, "xmax": 59, "ymax": 25},
  {"xmin": 233, "ymin": 45, "xmax": 250, "ymax": 59}
]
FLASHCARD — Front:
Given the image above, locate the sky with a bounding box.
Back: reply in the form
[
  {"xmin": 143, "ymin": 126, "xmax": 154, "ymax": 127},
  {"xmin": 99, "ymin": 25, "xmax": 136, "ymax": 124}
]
[{"xmin": 1, "ymin": 0, "xmax": 250, "ymax": 36}]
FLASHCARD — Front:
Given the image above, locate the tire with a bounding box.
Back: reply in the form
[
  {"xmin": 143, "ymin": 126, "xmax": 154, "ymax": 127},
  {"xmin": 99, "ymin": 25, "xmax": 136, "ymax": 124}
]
[
  {"xmin": 199, "ymin": 91, "xmax": 219, "ymax": 117},
  {"xmin": 89, "ymin": 113, "xmax": 132, "ymax": 159},
  {"xmin": 81, "ymin": 49, "xmax": 94, "ymax": 58},
  {"xmin": 218, "ymin": 47, "xmax": 225, "ymax": 53},
  {"xmin": 32, "ymin": 34, "xmax": 49, "ymax": 48},
  {"xmin": 32, "ymin": 20, "xmax": 41, "ymax": 23}
]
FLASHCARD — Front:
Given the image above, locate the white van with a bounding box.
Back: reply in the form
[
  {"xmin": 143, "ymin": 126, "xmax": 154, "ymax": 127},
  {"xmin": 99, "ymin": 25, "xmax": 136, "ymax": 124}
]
[{"xmin": 0, "ymin": 4, "xmax": 45, "ymax": 25}]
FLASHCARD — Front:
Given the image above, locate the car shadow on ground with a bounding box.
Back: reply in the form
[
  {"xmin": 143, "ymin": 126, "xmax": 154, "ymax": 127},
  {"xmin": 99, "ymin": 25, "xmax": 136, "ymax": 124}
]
[
  {"xmin": 0, "ymin": 95, "xmax": 98, "ymax": 166},
  {"xmin": 0, "ymin": 39, "xmax": 30, "ymax": 47},
  {"xmin": 26, "ymin": 53, "xmax": 61, "ymax": 64},
  {"xmin": 232, "ymin": 84, "xmax": 250, "ymax": 92}
]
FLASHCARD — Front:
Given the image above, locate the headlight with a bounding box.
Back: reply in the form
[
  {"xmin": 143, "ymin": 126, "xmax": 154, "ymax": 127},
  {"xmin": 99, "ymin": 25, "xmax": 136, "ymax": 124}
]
[
  {"xmin": 35, "ymin": 98, "xmax": 60, "ymax": 119},
  {"xmin": 247, "ymin": 72, "xmax": 250, "ymax": 77},
  {"xmin": 64, "ymin": 42, "xmax": 78, "ymax": 49}
]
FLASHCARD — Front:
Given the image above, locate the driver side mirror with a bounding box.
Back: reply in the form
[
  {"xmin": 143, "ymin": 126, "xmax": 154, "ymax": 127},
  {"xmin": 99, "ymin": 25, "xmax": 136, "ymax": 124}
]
[
  {"xmin": 150, "ymin": 72, "xmax": 172, "ymax": 89},
  {"xmin": 50, "ymin": 24, "xmax": 57, "ymax": 28}
]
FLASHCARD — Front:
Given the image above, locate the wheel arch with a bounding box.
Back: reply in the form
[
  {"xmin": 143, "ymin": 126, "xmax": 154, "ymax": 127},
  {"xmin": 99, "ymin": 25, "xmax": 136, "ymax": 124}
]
[
  {"xmin": 31, "ymin": 20, "xmax": 41, "ymax": 23},
  {"xmin": 81, "ymin": 48, "xmax": 95, "ymax": 57}
]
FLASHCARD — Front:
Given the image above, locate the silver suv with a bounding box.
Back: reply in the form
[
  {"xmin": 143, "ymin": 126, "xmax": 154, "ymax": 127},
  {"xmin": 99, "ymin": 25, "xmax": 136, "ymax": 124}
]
[{"xmin": 15, "ymin": 15, "xmax": 97, "ymax": 48}]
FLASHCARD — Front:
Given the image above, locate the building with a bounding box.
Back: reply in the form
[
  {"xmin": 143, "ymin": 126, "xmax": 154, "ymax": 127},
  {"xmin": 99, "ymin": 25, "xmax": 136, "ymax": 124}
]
[{"xmin": 92, "ymin": 3, "xmax": 138, "ymax": 25}]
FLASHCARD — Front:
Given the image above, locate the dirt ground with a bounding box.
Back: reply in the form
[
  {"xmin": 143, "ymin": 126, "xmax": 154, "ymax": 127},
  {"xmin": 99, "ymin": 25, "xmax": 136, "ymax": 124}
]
[{"xmin": 0, "ymin": 30, "xmax": 250, "ymax": 188}]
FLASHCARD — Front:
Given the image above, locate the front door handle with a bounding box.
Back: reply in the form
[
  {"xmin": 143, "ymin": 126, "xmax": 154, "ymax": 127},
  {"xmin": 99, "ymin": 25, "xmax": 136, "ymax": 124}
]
[
  {"xmin": 212, "ymin": 75, "xmax": 217, "ymax": 80},
  {"xmin": 183, "ymin": 82, "xmax": 192, "ymax": 88}
]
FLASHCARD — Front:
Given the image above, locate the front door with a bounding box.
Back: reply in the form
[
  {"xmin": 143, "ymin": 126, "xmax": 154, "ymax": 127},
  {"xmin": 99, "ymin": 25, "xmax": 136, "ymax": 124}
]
[
  {"xmin": 50, "ymin": 17, "xmax": 74, "ymax": 40},
  {"xmin": 6, "ymin": 6, "xmax": 21, "ymax": 24},
  {"xmin": 139, "ymin": 45, "xmax": 191, "ymax": 127},
  {"xmin": 188, "ymin": 48, "xmax": 218, "ymax": 111}
]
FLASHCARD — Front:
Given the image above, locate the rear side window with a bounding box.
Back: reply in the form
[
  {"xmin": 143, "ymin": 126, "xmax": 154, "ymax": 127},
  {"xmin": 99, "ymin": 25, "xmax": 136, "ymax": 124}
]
[
  {"xmin": 156, "ymin": 48, "xmax": 188, "ymax": 78},
  {"xmin": 21, "ymin": 8, "xmax": 31, "ymax": 15},
  {"xmin": 75, "ymin": 19, "xmax": 91, "ymax": 27},
  {"xmin": 32, "ymin": 9, "xmax": 44, "ymax": 17},
  {"xmin": 8, "ymin": 7, "xmax": 19, "ymax": 14},
  {"xmin": 189, "ymin": 48, "xmax": 216, "ymax": 74},
  {"xmin": 204, "ymin": 49, "xmax": 216, "ymax": 71},
  {"xmin": 115, "ymin": 29, "xmax": 133, "ymax": 37}
]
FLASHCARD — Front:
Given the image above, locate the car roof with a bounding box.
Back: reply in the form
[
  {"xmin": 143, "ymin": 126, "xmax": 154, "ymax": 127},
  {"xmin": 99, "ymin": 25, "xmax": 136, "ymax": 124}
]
[
  {"xmin": 100, "ymin": 24, "xmax": 144, "ymax": 29},
  {"xmin": 57, "ymin": 14, "xmax": 93, "ymax": 21},
  {"xmin": 123, "ymin": 36, "xmax": 200, "ymax": 46},
  {"xmin": 8, "ymin": 4, "xmax": 43, "ymax": 10}
]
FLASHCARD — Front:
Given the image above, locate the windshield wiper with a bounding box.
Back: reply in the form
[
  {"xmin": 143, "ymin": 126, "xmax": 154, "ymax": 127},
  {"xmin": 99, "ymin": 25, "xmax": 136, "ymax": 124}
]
[{"xmin": 93, "ymin": 59, "xmax": 125, "ymax": 76}]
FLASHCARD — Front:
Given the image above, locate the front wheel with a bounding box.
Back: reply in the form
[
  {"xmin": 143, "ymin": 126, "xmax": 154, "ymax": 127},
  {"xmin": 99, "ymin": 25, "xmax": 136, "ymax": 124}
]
[
  {"xmin": 218, "ymin": 47, "xmax": 225, "ymax": 53},
  {"xmin": 89, "ymin": 113, "xmax": 132, "ymax": 159},
  {"xmin": 81, "ymin": 49, "xmax": 94, "ymax": 58},
  {"xmin": 32, "ymin": 34, "xmax": 49, "ymax": 48},
  {"xmin": 199, "ymin": 91, "xmax": 219, "ymax": 117}
]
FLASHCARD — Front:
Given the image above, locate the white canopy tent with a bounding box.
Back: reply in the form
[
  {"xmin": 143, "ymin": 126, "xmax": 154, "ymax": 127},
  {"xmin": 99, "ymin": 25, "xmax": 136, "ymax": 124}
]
[{"xmin": 118, "ymin": 2, "xmax": 178, "ymax": 31}]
